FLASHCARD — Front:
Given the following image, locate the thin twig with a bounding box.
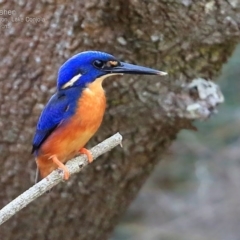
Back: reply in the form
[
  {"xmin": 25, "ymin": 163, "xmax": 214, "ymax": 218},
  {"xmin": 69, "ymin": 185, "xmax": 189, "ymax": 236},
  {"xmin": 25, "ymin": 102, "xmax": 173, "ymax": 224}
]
[{"xmin": 0, "ymin": 132, "xmax": 123, "ymax": 226}]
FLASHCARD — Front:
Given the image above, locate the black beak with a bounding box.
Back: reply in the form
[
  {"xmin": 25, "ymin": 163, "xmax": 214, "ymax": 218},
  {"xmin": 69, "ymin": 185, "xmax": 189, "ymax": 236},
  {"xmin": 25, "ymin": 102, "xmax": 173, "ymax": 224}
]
[{"xmin": 105, "ymin": 62, "xmax": 167, "ymax": 76}]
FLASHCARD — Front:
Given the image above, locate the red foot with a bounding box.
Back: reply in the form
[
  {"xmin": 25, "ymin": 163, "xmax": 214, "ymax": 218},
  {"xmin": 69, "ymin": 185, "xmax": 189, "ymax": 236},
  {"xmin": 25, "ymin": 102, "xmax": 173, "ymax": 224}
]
[
  {"xmin": 50, "ymin": 155, "xmax": 69, "ymax": 180},
  {"xmin": 79, "ymin": 148, "xmax": 93, "ymax": 163}
]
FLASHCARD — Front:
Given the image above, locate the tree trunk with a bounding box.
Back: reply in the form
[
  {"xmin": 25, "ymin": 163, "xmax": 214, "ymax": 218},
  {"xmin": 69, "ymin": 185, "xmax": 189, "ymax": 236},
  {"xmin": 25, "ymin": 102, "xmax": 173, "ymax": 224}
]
[{"xmin": 0, "ymin": 1, "xmax": 239, "ymax": 239}]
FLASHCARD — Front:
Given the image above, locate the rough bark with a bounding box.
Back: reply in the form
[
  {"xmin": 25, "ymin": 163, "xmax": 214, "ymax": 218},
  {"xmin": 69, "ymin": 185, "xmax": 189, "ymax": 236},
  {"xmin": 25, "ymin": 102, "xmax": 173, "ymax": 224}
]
[{"xmin": 0, "ymin": 1, "xmax": 239, "ymax": 239}]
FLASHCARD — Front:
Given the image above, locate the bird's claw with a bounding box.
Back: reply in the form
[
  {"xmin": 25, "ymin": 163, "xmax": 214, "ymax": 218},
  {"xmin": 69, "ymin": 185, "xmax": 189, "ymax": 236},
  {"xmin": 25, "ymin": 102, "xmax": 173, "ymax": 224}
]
[
  {"xmin": 50, "ymin": 155, "xmax": 70, "ymax": 180},
  {"xmin": 79, "ymin": 148, "xmax": 93, "ymax": 163}
]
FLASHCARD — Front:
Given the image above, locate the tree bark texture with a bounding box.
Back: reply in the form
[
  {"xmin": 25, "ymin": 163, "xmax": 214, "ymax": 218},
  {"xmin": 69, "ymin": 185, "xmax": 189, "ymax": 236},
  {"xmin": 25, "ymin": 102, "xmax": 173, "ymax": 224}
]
[{"xmin": 0, "ymin": 1, "xmax": 239, "ymax": 239}]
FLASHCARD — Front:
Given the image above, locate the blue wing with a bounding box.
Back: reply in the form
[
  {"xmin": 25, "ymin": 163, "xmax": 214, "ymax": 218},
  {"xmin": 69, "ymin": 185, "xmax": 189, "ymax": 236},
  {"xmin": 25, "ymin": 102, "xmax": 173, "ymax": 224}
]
[{"xmin": 32, "ymin": 89, "xmax": 81, "ymax": 154}]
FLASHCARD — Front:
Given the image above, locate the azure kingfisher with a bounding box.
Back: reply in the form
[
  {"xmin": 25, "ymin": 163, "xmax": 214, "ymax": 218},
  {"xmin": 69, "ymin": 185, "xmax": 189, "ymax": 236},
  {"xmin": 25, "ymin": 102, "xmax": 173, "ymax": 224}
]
[{"xmin": 32, "ymin": 51, "xmax": 167, "ymax": 181}]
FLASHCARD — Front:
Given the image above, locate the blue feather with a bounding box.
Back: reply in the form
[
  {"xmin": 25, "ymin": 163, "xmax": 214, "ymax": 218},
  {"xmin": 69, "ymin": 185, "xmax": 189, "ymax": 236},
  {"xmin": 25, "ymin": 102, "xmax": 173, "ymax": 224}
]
[
  {"xmin": 32, "ymin": 87, "xmax": 83, "ymax": 155},
  {"xmin": 57, "ymin": 51, "xmax": 117, "ymax": 90}
]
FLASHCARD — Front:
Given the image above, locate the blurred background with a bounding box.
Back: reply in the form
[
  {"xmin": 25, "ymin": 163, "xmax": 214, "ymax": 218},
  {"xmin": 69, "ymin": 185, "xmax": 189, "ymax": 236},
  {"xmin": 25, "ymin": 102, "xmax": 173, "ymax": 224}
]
[{"xmin": 112, "ymin": 45, "xmax": 240, "ymax": 240}]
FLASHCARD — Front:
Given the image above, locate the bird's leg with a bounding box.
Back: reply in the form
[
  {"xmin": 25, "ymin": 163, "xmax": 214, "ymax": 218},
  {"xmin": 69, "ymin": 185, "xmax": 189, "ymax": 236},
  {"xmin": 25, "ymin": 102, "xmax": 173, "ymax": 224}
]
[
  {"xmin": 50, "ymin": 155, "xmax": 70, "ymax": 180},
  {"xmin": 79, "ymin": 148, "xmax": 93, "ymax": 163}
]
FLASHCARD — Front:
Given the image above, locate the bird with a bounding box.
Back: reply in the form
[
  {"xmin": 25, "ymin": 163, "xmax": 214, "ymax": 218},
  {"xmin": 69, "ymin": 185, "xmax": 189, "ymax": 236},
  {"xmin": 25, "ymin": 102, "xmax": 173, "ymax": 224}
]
[{"xmin": 32, "ymin": 51, "xmax": 167, "ymax": 181}]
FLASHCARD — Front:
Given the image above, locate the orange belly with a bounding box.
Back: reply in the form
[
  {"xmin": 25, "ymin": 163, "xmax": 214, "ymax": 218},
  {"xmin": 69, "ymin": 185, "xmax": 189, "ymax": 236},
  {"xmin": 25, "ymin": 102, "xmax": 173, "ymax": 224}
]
[{"xmin": 36, "ymin": 80, "xmax": 106, "ymax": 178}]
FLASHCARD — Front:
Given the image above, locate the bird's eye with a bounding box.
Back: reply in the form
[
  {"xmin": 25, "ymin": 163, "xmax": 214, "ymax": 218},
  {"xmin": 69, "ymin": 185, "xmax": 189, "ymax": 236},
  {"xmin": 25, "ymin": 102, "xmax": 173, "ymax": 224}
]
[{"xmin": 93, "ymin": 60, "xmax": 104, "ymax": 68}]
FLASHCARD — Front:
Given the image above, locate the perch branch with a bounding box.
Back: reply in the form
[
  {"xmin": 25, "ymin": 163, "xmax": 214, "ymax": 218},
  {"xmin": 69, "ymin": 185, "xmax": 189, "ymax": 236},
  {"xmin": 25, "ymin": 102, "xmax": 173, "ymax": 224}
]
[{"xmin": 0, "ymin": 132, "xmax": 123, "ymax": 226}]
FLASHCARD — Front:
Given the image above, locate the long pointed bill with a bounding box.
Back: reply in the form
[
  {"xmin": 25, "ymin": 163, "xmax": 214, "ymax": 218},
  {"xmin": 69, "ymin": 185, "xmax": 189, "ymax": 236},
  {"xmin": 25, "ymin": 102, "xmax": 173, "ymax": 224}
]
[{"xmin": 105, "ymin": 62, "xmax": 167, "ymax": 76}]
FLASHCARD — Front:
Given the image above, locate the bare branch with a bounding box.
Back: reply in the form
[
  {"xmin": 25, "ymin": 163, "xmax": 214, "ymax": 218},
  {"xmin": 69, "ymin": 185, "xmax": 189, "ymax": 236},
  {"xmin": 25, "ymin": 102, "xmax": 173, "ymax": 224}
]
[{"xmin": 0, "ymin": 133, "xmax": 123, "ymax": 225}]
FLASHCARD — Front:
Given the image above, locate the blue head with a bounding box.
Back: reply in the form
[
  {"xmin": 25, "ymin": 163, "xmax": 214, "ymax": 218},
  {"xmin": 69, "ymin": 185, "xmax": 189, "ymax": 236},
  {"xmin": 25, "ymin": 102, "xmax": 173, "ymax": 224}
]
[{"xmin": 57, "ymin": 51, "xmax": 167, "ymax": 90}]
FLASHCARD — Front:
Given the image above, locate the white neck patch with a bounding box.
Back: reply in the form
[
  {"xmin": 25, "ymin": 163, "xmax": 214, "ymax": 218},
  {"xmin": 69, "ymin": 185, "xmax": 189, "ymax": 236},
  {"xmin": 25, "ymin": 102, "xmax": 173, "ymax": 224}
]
[{"xmin": 61, "ymin": 73, "xmax": 82, "ymax": 89}]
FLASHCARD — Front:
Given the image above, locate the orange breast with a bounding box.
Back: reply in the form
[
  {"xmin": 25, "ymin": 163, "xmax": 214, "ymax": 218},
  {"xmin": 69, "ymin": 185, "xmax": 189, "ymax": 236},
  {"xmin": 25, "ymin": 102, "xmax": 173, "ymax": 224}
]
[{"xmin": 36, "ymin": 78, "xmax": 106, "ymax": 178}]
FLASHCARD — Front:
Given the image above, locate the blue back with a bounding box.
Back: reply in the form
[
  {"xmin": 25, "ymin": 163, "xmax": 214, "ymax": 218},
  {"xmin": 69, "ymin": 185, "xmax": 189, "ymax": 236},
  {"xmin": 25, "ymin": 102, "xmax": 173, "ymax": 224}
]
[{"xmin": 32, "ymin": 87, "xmax": 83, "ymax": 154}]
